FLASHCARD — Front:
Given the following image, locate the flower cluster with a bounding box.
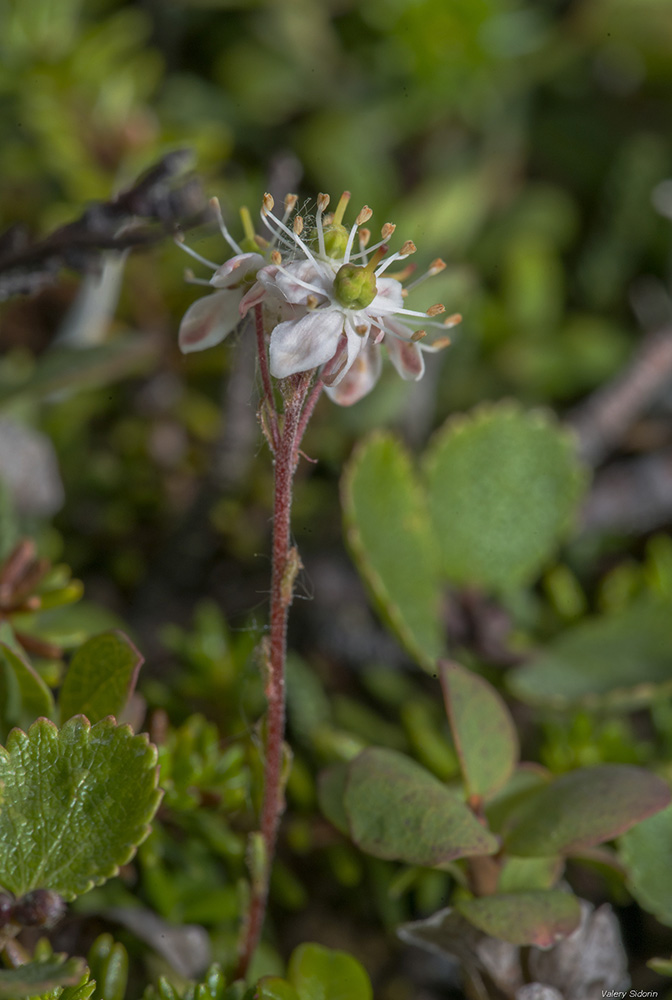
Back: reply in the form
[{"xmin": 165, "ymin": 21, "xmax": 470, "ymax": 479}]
[{"xmin": 177, "ymin": 191, "xmax": 460, "ymax": 405}]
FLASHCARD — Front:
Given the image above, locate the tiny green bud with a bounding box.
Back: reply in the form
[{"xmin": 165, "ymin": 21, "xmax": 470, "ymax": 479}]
[{"xmin": 333, "ymin": 263, "xmax": 377, "ymax": 310}]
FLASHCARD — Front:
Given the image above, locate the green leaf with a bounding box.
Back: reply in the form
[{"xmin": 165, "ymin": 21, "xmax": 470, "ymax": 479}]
[
  {"xmin": 648, "ymin": 955, "xmax": 672, "ymax": 977},
  {"xmin": 456, "ymin": 891, "xmax": 581, "ymax": 947},
  {"xmin": 485, "ymin": 765, "xmax": 552, "ymax": 834},
  {"xmin": 317, "ymin": 763, "xmax": 350, "ymax": 836},
  {"xmin": 342, "ymin": 432, "xmax": 444, "ymax": 670},
  {"xmin": 508, "ymin": 600, "xmax": 672, "ymax": 710},
  {"xmin": 59, "ymin": 630, "xmax": 143, "ymax": 724},
  {"xmin": 254, "ymin": 978, "xmax": 300, "ymax": 1000},
  {"xmin": 497, "ymin": 855, "xmax": 562, "ymax": 893},
  {"xmin": 619, "ymin": 803, "xmax": 672, "ymax": 927},
  {"xmin": 0, "ymin": 716, "xmax": 162, "ymax": 899},
  {"xmin": 440, "ymin": 661, "xmax": 518, "ymax": 800},
  {"xmin": 424, "ymin": 402, "xmax": 586, "ymax": 592},
  {"xmin": 287, "ymin": 943, "xmax": 372, "ymax": 1000},
  {"xmin": 503, "ymin": 765, "xmax": 671, "ymax": 857},
  {"xmin": 0, "ymin": 958, "xmax": 86, "ymax": 1000},
  {"xmin": 344, "ymin": 748, "xmax": 498, "ymax": 866},
  {"xmin": 0, "ymin": 637, "xmax": 55, "ymax": 740}
]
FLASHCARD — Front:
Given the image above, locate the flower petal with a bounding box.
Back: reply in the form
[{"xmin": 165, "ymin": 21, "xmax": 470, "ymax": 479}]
[
  {"xmin": 178, "ymin": 290, "xmax": 242, "ymax": 353},
  {"xmin": 326, "ymin": 341, "xmax": 382, "ymax": 406},
  {"xmin": 370, "ymin": 276, "xmax": 404, "ymax": 312},
  {"xmin": 272, "ymin": 260, "xmax": 331, "ymax": 305},
  {"xmin": 269, "ymin": 308, "xmax": 345, "ymax": 378},
  {"xmin": 385, "ymin": 323, "xmax": 426, "ymax": 381},
  {"xmin": 210, "ymin": 252, "xmax": 265, "ymax": 288}
]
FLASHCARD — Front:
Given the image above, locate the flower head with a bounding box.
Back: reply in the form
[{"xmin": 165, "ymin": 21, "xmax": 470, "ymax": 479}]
[{"xmin": 177, "ymin": 190, "xmax": 459, "ymax": 405}]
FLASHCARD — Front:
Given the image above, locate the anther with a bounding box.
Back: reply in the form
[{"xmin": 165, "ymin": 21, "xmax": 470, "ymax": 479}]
[
  {"xmin": 317, "ymin": 193, "xmax": 330, "ymax": 212},
  {"xmin": 293, "ymin": 215, "xmax": 304, "ymax": 236},
  {"xmin": 444, "ymin": 312, "xmax": 462, "ymax": 327},
  {"xmin": 284, "ymin": 193, "xmax": 298, "ymax": 213},
  {"xmin": 431, "ymin": 336, "xmax": 452, "ymax": 350},
  {"xmin": 271, "ymin": 250, "xmax": 282, "ymax": 265},
  {"xmin": 355, "ymin": 324, "xmax": 368, "ymax": 336},
  {"xmin": 427, "ymin": 303, "xmax": 445, "ymax": 317},
  {"xmin": 356, "ymin": 206, "xmax": 373, "ymax": 226},
  {"xmin": 358, "ymin": 228, "xmax": 371, "ymax": 248},
  {"xmin": 400, "ymin": 240, "xmax": 416, "ymax": 256},
  {"xmin": 306, "ymin": 294, "xmax": 319, "ymax": 309},
  {"xmin": 411, "ymin": 329, "xmax": 427, "ymax": 342},
  {"xmin": 381, "ymin": 223, "xmax": 396, "ymax": 240},
  {"xmin": 262, "ymin": 193, "xmax": 274, "ymax": 213},
  {"xmin": 429, "ymin": 258, "xmax": 447, "ymax": 274}
]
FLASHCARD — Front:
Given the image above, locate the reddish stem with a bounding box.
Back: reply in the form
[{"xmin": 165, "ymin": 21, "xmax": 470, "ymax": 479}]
[{"xmin": 235, "ymin": 369, "xmax": 313, "ymax": 979}]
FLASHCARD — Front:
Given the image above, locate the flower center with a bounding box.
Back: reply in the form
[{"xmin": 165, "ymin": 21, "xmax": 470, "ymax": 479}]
[{"xmin": 332, "ymin": 245, "xmax": 387, "ymax": 310}]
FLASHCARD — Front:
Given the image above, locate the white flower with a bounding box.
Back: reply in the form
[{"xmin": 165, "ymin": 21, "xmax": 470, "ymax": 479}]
[
  {"xmin": 257, "ymin": 192, "xmax": 459, "ymax": 404},
  {"xmin": 178, "ymin": 250, "xmax": 265, "ymax": 353}
]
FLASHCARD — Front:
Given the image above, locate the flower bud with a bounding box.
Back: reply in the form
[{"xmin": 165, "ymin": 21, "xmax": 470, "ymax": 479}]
[{"xmin": 333, "ymin": 263, "xmax": 377, "ymax": 310}]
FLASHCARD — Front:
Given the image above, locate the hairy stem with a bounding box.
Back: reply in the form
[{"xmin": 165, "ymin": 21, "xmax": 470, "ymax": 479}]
[
  {"xmin": 254, "ymin": 304, "xmax": 280, "ymax": 452},
  {"xmin": 236, "ymin": 367, "xmax": 313, "ymax": 979}
]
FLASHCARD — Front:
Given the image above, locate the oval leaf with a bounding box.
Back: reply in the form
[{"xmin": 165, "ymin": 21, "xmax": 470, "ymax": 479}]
[
  {"xmin": 0, "ymin": 716, "xmax": 162, "ymax": 899},
  {"xmin": 344, "ymin": 747, "xmax": 498, "ymax": 866},
  {"xmin": 509, "ymin": 600, "xmax": 672, "ymax": 711},
  {"xmin": 288, "ymin": 943, "xmax": 372, "ymax": 1000},
  {"xmin": 619, "ymin": 803, "xmax": 672, "ymax": 927},
  {"xmin": 255, "ymin": 977, "xmax": 301, "ymax": 1000},
  {"xmin": 456, "ymin": 891, "xmax": 581, "ymax": 947},
  {"xmin": 424, "ymin": 402, "xmax": 586, "ymax": 592},
  {"xmin": 59, "ymin": 630, "xmax": 143, "ymax": 724},
  {"xmin": 440, "ymin": 661, "xmax": 518, "ymax": 800},
  {"xmin": 317, "ymin": 763, "xmax": 350, "ymax": 836},
  {"xmin": 503, "ymin": 765, "xmax": 671, "ymax": 857},
  {"xmin": 342, "ymin": 433, "xmax": 444, "ymax": 670},
  {"xmin": 0, "ymin": 639, "xmax": 54, "ymax": 739}
]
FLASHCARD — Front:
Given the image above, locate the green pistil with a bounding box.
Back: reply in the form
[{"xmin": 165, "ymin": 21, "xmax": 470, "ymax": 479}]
[
  {"xmin": 333, "ymin": 246, "xmax": 387, "ymax": 309},
  {"xmin": 323, "ymin": 224, "xmax": 349, "ymax": 259},
  {"xmin": 239, "ymin": 206, "xmax": 264, "ymax": 253}
]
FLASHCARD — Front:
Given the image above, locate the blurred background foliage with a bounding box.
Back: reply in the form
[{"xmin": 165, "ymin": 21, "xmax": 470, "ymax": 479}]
[{"xmin": 3, "ymin": 0, "xmax": 672, "ymax": 996}]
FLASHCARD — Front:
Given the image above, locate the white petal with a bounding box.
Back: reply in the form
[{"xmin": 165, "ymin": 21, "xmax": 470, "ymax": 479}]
[
  {"xmin": 326, "ymin": 341, "xmax": 382, "ymax": 406},
  {"xmin": 210, "ymin": 252, "xmax": 265, "ymax": 288},
  {"xmin": 385, "ymin": 323, "xmax": 426, "ymax": 381},
  {"xmin": 370, "ymin": 276, "xmax": 404, "ymax": 312},
  {"xmin": 178, "ymin": 290, "xmax": 242, "ymax": 353},
  {"xmin": 273, "ymin": 260, "xmax": 331, "ymax": 305},
  {"xmin": 327, "ymin": 316, "xmax": 368, "ymax": 386},
  {"xmin": 269, "ymin": 309, "xmax": 344, "ymax": 378}
]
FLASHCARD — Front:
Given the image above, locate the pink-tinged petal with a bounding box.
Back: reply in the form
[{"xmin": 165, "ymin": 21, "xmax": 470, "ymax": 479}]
[
  {"xmin": 239, "ymin": 280, "xmax": 267, "ymax": 316},
  {"xmin": 210, "ymin": 252, "xmax": 265, "ymax": 288},
  {"xmin": 385, "ymin": 328, "xmax": 426, "ymax": 381},
  {"xmin": 272, "ymin": 260, "xmax": 331, "ymax": 305},
  {"xmin": 178, "ymin": 290, "xmax": 242, "ymax": 353},
  {"xmin": 269, "ymin": 309, "xmax": 344, "ymax": 378},
  {"xmin": 326, "ymin": 316, "xmax": 368, "ymax": 386},
  {"xmin": 326, "ymin": 341, "xmax": 382, "ymax": 406},
  {"xmin": 370, "ymin": 276, "xmax": 404, "ymax": 312}
]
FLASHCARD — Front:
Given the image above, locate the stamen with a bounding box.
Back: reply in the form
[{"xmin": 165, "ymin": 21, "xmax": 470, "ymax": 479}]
[
  {"xmin": 260, "ymin": 201, "xmax": 321, "ymax": 268},
  {"xmin": 427, "ymin": 304, "xmax": 445, "ymax": 317},
  {"xmin": 344, "ymin": 221, "xmax": 359, "ymax": 263},
  {"xmin": 411, "ymin": 329, "xmax": 427, "ymax": 342},
  {"xmin": 374, "ymin": 243, "xmax": 416, "ymax": 277},
  {"xmin": 362, "ymin": 245, "xmax": 388, "ymax": 277},
  {"xmin": 381, "ymin": 223, "xmax": 396, "ymax": 240},
  {"xmin": 355, "ymin": 323, "xmax": 368, "ymax": 336},
  {"xmin": 400, "ymin": 240, "xmax": 416, "ymax": 256},
  {"xmin": 274, "ymin": 263, "xmax": 326, "ymax": 298},
  {"xmin": 293, "ymin": 215, "xmax": 304, "ymax": 236},
  {"xmin": 174, "ymin": 234, "xmax": 218, "ymax": 271},
  {"xmin": 284, "ymin": 193, "xmax": 298, "ymax": 214},
  {"xmin": 424, "ymin": 335, "xmax": 452, "ymax": 351},
  {"xmin": 332, "ymin": 191, "xmax": 351, "ymax": 226},
  {"xmin": 262, "ymin": 193, "xmax": 275, "ymax": 213},
  {"xmin": 444, "ymin": 312, "xmax": 462, "ymax": 328},
  {"xmin": 184, "ymin": 269, "xmax": 212, "ymax": 287},
  {"xmin": 271, "ymin": 250, "xmax": 282, "ymax": 265},
  {"xmin": 358, "ymin": 228, "xmax": 371, "ymax": 248},
  {"xmin": 306, "ymin": 294, "xmax": 319, "ymax": 308},
  {"xmin": 316, "ymin": 193, "xmax": 330, "ymax": 257},
  {"xmin": 209, "ymin": 197, "xmax": 244, "ymax": 255},
  {"xmin": 356, "ymin": 206, "xmax": 373, "ymax": 226},
  {"xmin": 405, "ymin": 258, "xmax": 447, "ymax": 292}
]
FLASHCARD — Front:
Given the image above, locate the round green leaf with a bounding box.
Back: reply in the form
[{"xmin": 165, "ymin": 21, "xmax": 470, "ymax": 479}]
[
  {"xmin": 344, "ymin": 747, "xmax": 498, "ymax": 866},
  {"xmin": 456, "ymin": 891, "xmax": 581, "ymax": 947},
  {"xmin": 287, "ymin": 943, "xmax": 372, "ymax": 1000},
  {"xmin": 342, "ymin": 432, "xmax": 444, "ymax": 670},
  {"xmin": 59, "ymin": 630, "xmax": 143, "ymax": 724},
  {"xmin": 424, "ymin": 402, "xmax": 586, "ymax": 592},
  {"xmin": 509, "ymin": 600, "xmax": 672, "ymax": 710},
  {"xmin": 440, "ymin": 661, "xmax": 518, "ymax": 800},
  {"xmin": 317, "ymin": 763, "xmax": 350, "ymax": 836},
  {"xmin": 254, "ymin": 977, "xmax": 301, "ymax": 1000},
  {"xmin": 619, "ymin": 803, "xmax": 672, "ymax": 927},
  {"xmin": 0, "ymin": 716, "xmax": 162, "ymax": 899},
  {"xmin": 503, "ymin": 765, "xmax": 671, "ymax": 857}
]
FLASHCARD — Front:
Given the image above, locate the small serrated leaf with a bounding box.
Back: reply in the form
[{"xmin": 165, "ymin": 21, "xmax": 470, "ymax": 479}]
[
  {"xmin": 0, "ymin": 716, "xmax": 162, "ymax": 899},
  {"xmin": 440, "ymin": 661, "xmax": 518, "ymax": 800},
  {"xmin": 456, "ymin": 890, "xmax": 581, "ymax": 947},
  {"xmin": 288, "ymin": 943, "xmax": 372, "ymax": 1000},
  {"xmin": 59, "ymin": 630, "xmax": 143, "ymax": 725},
  {"xmin": 508, "ymin": 600, "xmax": 672, "ymax": 710},
  {"xmin": 0, "ymin": 957, "xmax": 86, "ymax": 999},
  {"xmin": 342, "ymin": 432, "xmax": 444, "ymax": 670},
  {"xmin": 344, "ymin": 747, "xmax": 498, "ymax": 866},
  {"xmin": 503, "ymin": 765, "xmax": 671, "ymax": 857},
  {"xmin": 424, "ymin": 402, "xmax": 587, "ymax": 592}
]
